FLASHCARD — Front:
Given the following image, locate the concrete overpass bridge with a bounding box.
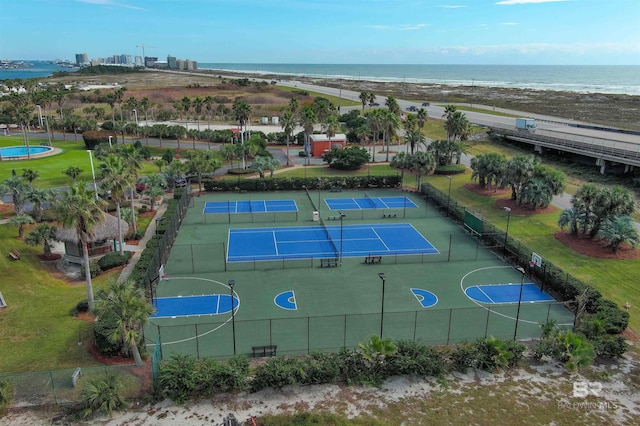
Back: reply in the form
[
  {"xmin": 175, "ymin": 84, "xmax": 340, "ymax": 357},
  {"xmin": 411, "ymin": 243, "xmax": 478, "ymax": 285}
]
[{"xmin": 486, "ymin": 122, "xmax": 640, "ymax": 174}]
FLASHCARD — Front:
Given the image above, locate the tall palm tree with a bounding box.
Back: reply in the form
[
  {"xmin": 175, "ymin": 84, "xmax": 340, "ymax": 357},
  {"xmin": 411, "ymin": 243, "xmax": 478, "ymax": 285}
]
[
  {"xmin": 384, "ymin": 96, "xmax": 400, "ymax": 115},
  {"xmin": 114, "ymin": 87, "xmax": 127, "ymax": 122},
  {"xmin": 232, "ymin": 100, "xmax": 251, "ymax": 168},
  {"xmin": 55, "ymin": 183, "xmax": 108, "ymax": 310},
  {"xmin": 139, "ymin": 96, "xmax": 150, "ymax": 126},
  {"xmin": 359, "ymin": 91, "xmax": 369, "ymax": 110},
  {"xmin": 99, "ymin": 154, "xmax": 134, "ymax": 256},
  {"xmin": 192, "ymin": 97, "xmax": 203, "ymax": 131},
  {"xmin": 572, "ymin": 184, "xmax": 599, "ymax": 235},
  {"xmin": 505, "ymin": 154, "xmax": 537, "ymax": 203},
  {"xmin": 21, "ymin": 168, "xmax": 39, "ymax": 184},
  {"xmin": 118, "ymin": 145, "xmax": 143, "ymax": 236},
  {"xmin": 299, "ymin": 106, "xmax": 317, "ymax": 160},
  {"xmin": 558, "ymin": 208, "xmax": 581, "ymax": 236},
  {"xmin": 95, "ymin": 280, "xmax": 154, "ymax": 366},
  {"xmin": 203, "ymin": 95, "xmax": 215, "ymax": 129},
  {"xmin": 185, "ymin": 150, "xmax": 222, "ymax": 192},
  {"xmin": 10, "ymin": 214, "xmax": 35, "ymax": 238},
  {"xmin": 280, "ymin": 109, "xmax": 296, "ymax": 166},
  {"xmin": 416, "ymin": 108, "xmax": 428, "ymax": 130},
  {"xmin": 181, "ymin": 96, "xmax": 192, "ymax": 124},
  {"xmin": 405, "ymin": 129, "xmax": 426, "ymax": 155},
  {"xmin": 381, "ymin": 109, "xmax": 400, "ymax": 162},
  {"xmin": 325, "ymin": 114, "xmax": 340, "ymax": 151},
  {"xmin": 390, "ymin": 152, "xmax": 410, "ymax": 187},
  {"xmin": 409, "ymin": 151, "xmax": 436, "ymax": 189}
]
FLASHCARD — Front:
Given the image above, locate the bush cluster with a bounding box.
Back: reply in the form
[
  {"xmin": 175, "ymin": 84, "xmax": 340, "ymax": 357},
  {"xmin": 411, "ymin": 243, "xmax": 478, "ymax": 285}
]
[{"xmin": 97, "ymin": 251, "xmax": 132, "ymax": 272}]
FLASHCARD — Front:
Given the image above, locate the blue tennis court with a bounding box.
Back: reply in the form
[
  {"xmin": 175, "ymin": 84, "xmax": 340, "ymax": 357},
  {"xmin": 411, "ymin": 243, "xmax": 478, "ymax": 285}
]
[
  {"xmin": 204, "ymin": 200, "xmax": 298, "ymax": 214},
  {"xmin": 227, "ymin": 223, "xmax": 438, "ymax": 262},
  {"xmin": 325, "ymin": 196, "xmax": 418, "ymax": 210},
  {"xmin": 152, "ymin": 294, "xmax": 238, "ymax": 318},
  {"xmin": 465, "ymin": 283, "xmax": 554, "ymax": 304}
]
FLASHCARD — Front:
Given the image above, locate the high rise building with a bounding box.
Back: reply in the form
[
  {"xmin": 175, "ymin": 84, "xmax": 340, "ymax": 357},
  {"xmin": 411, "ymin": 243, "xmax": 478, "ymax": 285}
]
[
  {"xmin": 167, "ymin": 55, "xmax": 177, "ymax": 70},
  {"xmin": 75, "ymin": 53, "xmax": 89, "ymax": 66}
]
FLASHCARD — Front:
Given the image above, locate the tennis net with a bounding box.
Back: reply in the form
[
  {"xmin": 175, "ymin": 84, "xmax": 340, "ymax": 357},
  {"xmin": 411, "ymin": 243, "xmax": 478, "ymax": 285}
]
[
  {"xmin": 319, "ymin": 216, "xmax": 339, "ymax": 258},
  {"xmin": 364, "ymin": 192, "xmax": 377, "ymax": 209}
]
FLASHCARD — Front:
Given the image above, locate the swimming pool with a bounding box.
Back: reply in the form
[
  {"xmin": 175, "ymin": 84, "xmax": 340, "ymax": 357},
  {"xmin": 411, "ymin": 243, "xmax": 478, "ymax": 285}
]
[{"xmin": 0, "ymin": 146, "xmax": 55, "ymax": 160}]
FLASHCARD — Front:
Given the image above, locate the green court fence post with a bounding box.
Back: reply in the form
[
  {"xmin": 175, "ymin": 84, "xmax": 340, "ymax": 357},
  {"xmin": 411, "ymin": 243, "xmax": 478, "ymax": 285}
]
[
  {"xmin": 223, "ymin": 242, "xmax": 227, "ymax": 272},
  {"xmin": 413, "ymin": 311, "xmax": 418, "ymax": 342},
  {"xmin": 475, "ymin": 238, "xmax": 480, "ymax": 260},
  {"xmin": 447, "ymin": 234, "xmax": 452, "ymax": 262},
  {"xmin": 484, "ymin": 307, "xmax": 491, "ymax": 338},
  {"xmin": 546, "ymin": 304, "xmax": 552, "ymax": 322},
  {"xmin": 191, "ymin": 245, "xmax": 195, "ymax": 273},
  {"xmin": 447, "ymin": 309, "xmax": 453, "ymax": 345},
  {"xmin": 269, "ymin": 319, "xmax": 273, "ymax": 346},
  {"xmin": 307, "ymin": 317, "xmax": 310, "ymax": 354},
  {"xmin": 195, "ymin": 324, "xmax": 200, "ymax": 359},
  {"xmin": 343, "ymin": 315, "xmax": 347, "ymax": 349},
  {"xmin": 49, "ymin": 371, "xmax": 58, "ymax": 405}
]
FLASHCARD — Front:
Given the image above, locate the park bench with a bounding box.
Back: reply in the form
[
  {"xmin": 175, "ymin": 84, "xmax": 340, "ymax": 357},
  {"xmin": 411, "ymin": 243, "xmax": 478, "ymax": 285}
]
[
  {"xmin": 364, "ymin": 256, "xmax": 382, "ymax": 265},
  {"xmin": 251, "ymin": 345, "xmax": 277, "ymax": 358},
  {"xmin": 8, "ymin": 249, "xmax": 20, "ymax": 260},
  {"xmin": 382, "ymin": 213, "xmax": 397, "ymax": 218},
  {"xmin": 321, "ymin": 258, "xmax": 338, "ymax": 268},
  {"xmin": 327, "ymin": 215, "xmax": 339, "ymax": 221}
]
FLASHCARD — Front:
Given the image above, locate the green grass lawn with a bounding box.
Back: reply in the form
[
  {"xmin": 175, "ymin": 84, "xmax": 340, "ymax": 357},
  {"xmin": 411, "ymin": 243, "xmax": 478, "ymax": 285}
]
[{"xmin": 0, "ymin": 224, "xmax": 120, "ymax": 373}]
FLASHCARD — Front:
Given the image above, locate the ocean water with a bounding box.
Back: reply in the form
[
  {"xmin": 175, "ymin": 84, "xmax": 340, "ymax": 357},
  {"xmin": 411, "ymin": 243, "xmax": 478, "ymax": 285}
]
[
  {"xmin": 199, "ymin": 63, "xmax": 640, "ymax": 96},
  {"xmin": 0, "ymin": 61, "xmax": 73, "ymax": 81}
]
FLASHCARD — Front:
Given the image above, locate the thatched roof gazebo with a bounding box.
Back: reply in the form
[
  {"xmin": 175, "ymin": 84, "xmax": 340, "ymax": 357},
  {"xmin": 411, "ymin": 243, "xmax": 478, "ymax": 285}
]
[{"xmin": 56, "ymin": 215, "xmax": 129, "ymax": 264}]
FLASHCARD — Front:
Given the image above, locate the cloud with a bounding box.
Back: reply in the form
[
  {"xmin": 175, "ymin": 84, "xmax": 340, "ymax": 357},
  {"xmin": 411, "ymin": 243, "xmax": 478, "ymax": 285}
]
[
  {"xmin": 495, "ymin": 0, "xmax": 570, "ymax": 5},
  {"xmin": 75, "ymin": 0, "xmax": 145, "ymax": 10}
]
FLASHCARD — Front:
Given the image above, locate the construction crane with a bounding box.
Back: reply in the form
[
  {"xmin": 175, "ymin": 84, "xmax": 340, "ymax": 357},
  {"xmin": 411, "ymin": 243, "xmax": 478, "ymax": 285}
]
[{"xmin": 136, "ymin": 44, "xmax": 156, "ymax": 59}]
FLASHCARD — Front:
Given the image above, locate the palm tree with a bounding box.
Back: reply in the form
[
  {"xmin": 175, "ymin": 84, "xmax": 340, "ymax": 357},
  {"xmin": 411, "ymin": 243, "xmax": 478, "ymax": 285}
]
[
  {"xmin": 558, "ymin": 208, "xmax": 581, "ymax": 236},
  {"xmin": 10, "ymin": 214, "xmax": 35, "ymax": 238},
  {"xmin": 21, "ymin": 168, "xmax": 39, "ymax": 184},
  {"xmin": 55, "ymin": 183, "xmax": 108, "ymax": 310},
  {"xmin": 0, "ymin": 175, "xmax": 30, "ymax": 214},
  {"xmin": 442, "ymin": 104, "xmax": 457, "ymax": 120},
  {"xmin": 280, "ymin": 109, "xmax": 296, "ymax": 166},
  {"xmin": 505, "ymin": 154, "xmax": 537, "ymax": 203},
  {"xmin": 99, "ymin": 154, "xmax": 134, "ymax": 256},
  {"xmin": 521, "ymin": 178, "xmax": 553, "ymax": 209},
  {"xmin": 25, "ymin": 223, "xmax": 58, "ymax": 257},
  {"xmin": 62, "ymin": 166, "xmax": 84, "ymax": 183},
  {"xmin": 384, "ymin": 95, "xmax": 400, "ymax": 115},
  {"xmin": 114, "ymin": 87, "xmax": 127, "ymax": 122},
  {"xmin": 598, "ymin": 216, "xmax": 639, "ymax": 253},
  {"xmin": 381, "ymin": 109, "xmax": 400, "ymax": 162},
  {"xmin": 25, "ymin": 187, "xmax": 56, "ymax": 222},
  {"xmin": 192, "ymin": 97, "xmax": 203, "ymax": 131},
  {"xmin": 95, "ymin": 280, "xmax": 154, "ymax": 366},
  {"xmin": 359, "ymin": 91, "xmax": 369, "ymax": 110},
  {"xmin": 252, "ymin": 156, "xmax": 280, "ymax": 178},
  {"xmin": 181, "ymin": 96, "xmax": 191, "ymax": 124},
  {"xmin": 405, "ymin": 129, "xmax": 427, "ymax": 155},
  {"xmin": 325, "ymin": 114, "xmax": 340, "ymax": 151},
  {"xmin": 572, "ymin": 184, "xmax": 599, "ymax": 235},
  {"xmin": 203, "ymin": 95, "xmax": 214, "ymax": 129},
  {"xmin": 313, "ymin": 97, "xmax": 333, "ymax": 131},
  {"xmin": 232, "ymin": 100, "xmax": 251, "ymax": 168},
  {"xmin": 119, "ymin": 144, "xmax": 144, "ymax": 236},
  {"xmin": 408, "ymin": 151, "xmax": 436, "ymax": 189},
  {"xmin": 299, "ymin": 106, "xmax": 317, "ymax": 160},
  {"xmin": 184, "ymin": 150, "xmax": 222, "ymax": 192},
  {"xmin": 591, "ymin": 186, "xmax": 636, "ymax": 238},
  {"xmin": 358, "ymin": 335, "xmax": 397, "ymax": 373},
  {"xmin": 416, "ymin": 108, "xmax": 428, "ymax": 130},
  {"xmin": 390, "ymin": 152, "xmax": 411, "ymax": 187},
  {"xmin": 366, "ymin": 109, "xmax": 384, "ymax": 162}
]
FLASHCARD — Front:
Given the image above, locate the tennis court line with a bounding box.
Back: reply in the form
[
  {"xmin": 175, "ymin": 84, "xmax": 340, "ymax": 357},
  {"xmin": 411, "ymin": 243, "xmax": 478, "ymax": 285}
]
[{"xmin": 370, "ymin": 227, "xmax": 391, "ymax": 251}]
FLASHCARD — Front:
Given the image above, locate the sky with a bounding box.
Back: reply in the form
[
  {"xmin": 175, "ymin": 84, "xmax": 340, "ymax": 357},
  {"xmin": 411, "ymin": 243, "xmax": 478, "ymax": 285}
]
[{"xmin": 1, "ymin": 0, "xmax": 639, "ymax": 65}]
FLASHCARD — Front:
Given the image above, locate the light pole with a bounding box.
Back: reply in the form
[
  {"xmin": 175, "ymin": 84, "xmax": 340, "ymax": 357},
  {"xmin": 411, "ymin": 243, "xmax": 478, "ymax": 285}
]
[
  {"xmin": 228, "ymin": 279, "xmax": 236, "ymax": 355},
  {"xmin": 108, "ymin": 136, "xmax": 113, "ymax": 148},
  {"xmin": 513, "ymin": 267, "xmax": 526, "ymax": 340},
  {"xmin": 339, "ymin": 211, "xmax": 346, "ymax": 264},
  {"xmin": 503, "ymin": 207, "xmax": 512, "ymax": 251},
  {"xmin": 378, "ymin": 273, "xmax": 386, "ymax": 338},
  {"xmin": 87, "ymin": 150, "xmax": 98, "ymax": 200},
  {"xmin": 446, "ymin": 175, "xmax": 452, "ymax": 217},
  {"xmin": 132, "ymin": 109, "xmax": 139, "ymax": 126},
  {"xmin": 35, "ymin": 104, "xmax": 43, "ymax": 129}
]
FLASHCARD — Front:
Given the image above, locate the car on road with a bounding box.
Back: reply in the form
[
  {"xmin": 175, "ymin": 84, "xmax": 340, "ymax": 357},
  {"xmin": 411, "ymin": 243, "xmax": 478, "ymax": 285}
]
[
  {"xmin": 406, "ymin": 106, "xmax": 417, "ymax": 112},
  {"xmin": 174, "ymin": 176, "xmax": 187, "ymax": 188},
  {"xmin": 421, "ymin": 102, "xmax": 430, "ymax": 107},
  {"xmin": 371, "ymin": 102, "xmax": 380, "ymax": 107}
]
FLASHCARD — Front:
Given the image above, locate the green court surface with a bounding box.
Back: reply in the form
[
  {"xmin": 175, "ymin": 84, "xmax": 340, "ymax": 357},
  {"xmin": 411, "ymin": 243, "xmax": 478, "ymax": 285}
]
[{"xmin": 145, "ymin": 189, "xmax": 574, "ymax": 360}]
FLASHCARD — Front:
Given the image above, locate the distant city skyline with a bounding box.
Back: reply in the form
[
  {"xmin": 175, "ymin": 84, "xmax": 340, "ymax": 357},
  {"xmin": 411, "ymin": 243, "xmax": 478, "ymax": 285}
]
[{"xmin": 1, "ymin": 0, "xmax": 639, "ymax": 65}]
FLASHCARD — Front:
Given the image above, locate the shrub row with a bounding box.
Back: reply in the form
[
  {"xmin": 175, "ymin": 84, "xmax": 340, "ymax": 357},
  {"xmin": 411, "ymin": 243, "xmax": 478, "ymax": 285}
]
[
  {"xmin": 203, "ymin": 175, "xmax": 402, "ymax": 192},
  {"xmin": 155, "ymin": 338, "xmax": 525, "ymax": 402}
]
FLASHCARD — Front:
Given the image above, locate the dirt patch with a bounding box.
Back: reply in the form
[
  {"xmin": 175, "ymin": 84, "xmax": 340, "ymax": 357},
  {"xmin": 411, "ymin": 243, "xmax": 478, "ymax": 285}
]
[
  {"xmin": 554, "ymin": 231, "xmax": 640, "ymax": 260},
  {"xmin": 464, "ymin": 182, "xmax": 511, "ymax": 197},
  {"xmin": 37, "ymin": 253, "xmax": 62, "ymax": 261}
]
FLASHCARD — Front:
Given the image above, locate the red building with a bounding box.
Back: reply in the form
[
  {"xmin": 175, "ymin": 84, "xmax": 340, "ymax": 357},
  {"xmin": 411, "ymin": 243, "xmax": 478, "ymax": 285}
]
[{"xmin": 309, "ymin": 134, "xmax": 346, "ymax": 157}]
